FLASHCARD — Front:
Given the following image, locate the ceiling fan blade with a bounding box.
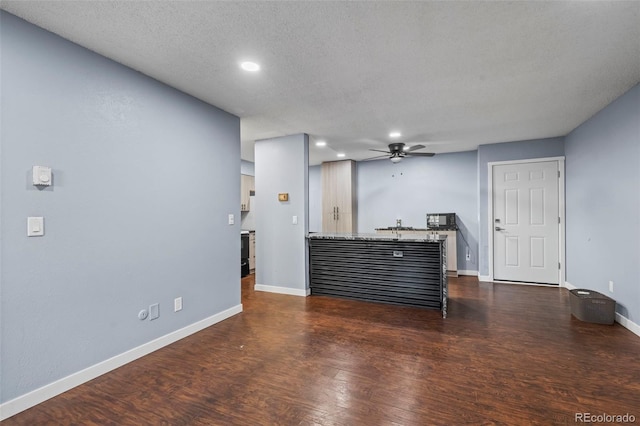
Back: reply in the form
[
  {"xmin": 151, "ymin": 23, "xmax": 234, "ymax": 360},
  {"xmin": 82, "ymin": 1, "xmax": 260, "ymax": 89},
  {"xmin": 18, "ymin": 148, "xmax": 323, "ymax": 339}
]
[
  {"xmin": 361, "ymin": 154, "xmax": 390, "ymax": 161},
  {"xmin": 406, "ymin": 152, "xmax": 435, "ymax": 157},
  {"xmin": 404, "ymin": 144, "xmax": 426, "ymax": 152},
  {"xmin": 369, "ymin": 149, "xmax": 391, "ymax": 154}
]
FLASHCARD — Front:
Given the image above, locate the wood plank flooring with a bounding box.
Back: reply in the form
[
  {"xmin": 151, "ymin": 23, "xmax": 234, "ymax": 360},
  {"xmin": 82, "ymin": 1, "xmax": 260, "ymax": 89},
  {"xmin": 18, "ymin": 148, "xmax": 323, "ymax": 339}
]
[{"xmin": 4, "ymin": 275, "xmax": 640, "ymax": 425}]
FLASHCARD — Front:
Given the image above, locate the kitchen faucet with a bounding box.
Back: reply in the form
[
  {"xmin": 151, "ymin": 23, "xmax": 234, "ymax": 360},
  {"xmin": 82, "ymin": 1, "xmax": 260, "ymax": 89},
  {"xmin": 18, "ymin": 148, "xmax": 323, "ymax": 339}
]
[{"xmin": 395, "ymin": 219, "xmax": 402, "ymax": 238}]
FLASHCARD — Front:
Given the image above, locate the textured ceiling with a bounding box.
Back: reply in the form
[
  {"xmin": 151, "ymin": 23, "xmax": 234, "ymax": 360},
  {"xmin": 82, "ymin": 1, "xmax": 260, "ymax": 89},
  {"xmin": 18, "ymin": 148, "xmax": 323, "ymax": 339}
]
[{"xmin": 2, "ymin": 1, "xmax": 639, "ymax": 165}]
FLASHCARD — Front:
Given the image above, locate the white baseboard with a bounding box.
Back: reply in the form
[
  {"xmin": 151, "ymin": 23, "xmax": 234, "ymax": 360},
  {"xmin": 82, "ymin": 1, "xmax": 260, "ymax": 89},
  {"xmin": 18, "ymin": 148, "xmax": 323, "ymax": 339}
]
[
  {"xmin": 615, "ymin": 313, "xmax": 640, "ymax": 338},
  {"xmin": 564, "ymin": 281, "xmax": 577, "ymax": 290},
  {"xmin": 494, "ymin": 280, "xmax": 559, "ymax": 288},
  {"xmin": 477, "ymin": 276, "xmax": 562, "ymax": 287},
  {"xmin": 457, "ymin": 270, "xmax": 478, "ymax": 277},
  {"xmin": 254, "ymin": 283, "xmax": 310, "ymax": 297},
  {"xmin": 0, "ymin": 304, "xmax": 243, "ymax": 421}
]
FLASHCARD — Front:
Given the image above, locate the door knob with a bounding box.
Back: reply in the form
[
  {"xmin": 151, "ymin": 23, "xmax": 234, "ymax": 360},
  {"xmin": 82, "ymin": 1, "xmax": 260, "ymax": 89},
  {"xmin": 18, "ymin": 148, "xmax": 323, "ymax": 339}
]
[{"xmin": 495, "ymin": 227, "xmax": 503, "ymax": 231}]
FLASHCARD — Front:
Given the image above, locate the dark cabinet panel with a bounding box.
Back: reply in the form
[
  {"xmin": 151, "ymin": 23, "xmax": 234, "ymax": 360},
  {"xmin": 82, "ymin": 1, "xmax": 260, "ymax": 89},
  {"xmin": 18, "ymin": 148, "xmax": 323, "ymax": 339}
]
[{"xmin": 309, "ymin": 237, "xmax": 447, "ymax": 317}]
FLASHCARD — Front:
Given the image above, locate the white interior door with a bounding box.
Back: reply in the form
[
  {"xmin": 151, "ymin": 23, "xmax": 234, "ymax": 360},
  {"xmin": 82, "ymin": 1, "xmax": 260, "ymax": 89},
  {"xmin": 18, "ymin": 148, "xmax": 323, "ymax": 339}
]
[{"xmin": 493, "ymin": 161, "xmax": 560, "ymax": 284}]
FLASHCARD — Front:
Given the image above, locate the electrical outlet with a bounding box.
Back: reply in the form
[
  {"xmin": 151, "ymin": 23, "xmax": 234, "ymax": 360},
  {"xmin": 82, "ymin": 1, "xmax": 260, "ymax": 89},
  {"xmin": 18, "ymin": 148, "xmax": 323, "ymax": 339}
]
[
  {"xmin": 609, "ymin": 281, "xmax": 614, "ymax": 293},
  {"xmin": 174, "ymin": 297, "xmax": 183, "ymax": 312},
  {"xmin": 149, "ymin": 303, "xmax": 159, "ymax": 320}
]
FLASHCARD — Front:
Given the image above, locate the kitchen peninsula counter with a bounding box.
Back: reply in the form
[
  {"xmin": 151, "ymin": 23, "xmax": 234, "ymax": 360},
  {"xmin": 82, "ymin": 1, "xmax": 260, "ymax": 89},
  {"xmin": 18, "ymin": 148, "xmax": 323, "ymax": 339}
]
[{"xmin": 307, "ymin": 233, "xmax": 448, "ymax": 317}]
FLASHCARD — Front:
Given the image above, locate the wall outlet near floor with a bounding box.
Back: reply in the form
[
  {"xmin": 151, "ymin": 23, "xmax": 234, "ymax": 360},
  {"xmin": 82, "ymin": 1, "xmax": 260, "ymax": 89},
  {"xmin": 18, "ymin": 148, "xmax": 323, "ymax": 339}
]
[
  {"xmin": 609, "ymin": 280, "xmax": 614, "ymax": 293},
  {"xmin": 174, "ymin": 297, "xmax": 183, "ymax": 312}
]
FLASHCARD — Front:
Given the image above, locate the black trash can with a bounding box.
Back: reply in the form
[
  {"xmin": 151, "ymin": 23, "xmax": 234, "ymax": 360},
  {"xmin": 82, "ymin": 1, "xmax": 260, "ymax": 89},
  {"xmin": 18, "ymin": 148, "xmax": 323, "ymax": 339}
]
[{"xmin": 569, "ymin": 289, "xmax": 616, "ymax": 325}]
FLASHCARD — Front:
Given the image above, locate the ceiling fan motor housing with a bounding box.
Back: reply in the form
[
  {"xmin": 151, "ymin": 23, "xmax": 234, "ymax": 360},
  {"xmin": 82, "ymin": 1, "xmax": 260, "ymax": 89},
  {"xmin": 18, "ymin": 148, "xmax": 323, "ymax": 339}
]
[{"xmin": 388, "ymin": 142, "xmax": 405, "ymax": 153}]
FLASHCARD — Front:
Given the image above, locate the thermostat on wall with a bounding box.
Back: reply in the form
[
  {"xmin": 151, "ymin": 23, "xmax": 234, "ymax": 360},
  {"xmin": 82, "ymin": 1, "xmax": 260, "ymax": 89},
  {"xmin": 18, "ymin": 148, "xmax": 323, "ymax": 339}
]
[
  {"xmin": 32, "ymin": 166, "xmax": 52, "ymax": 186},
  {"xmin": 278, "ymin": 193, "xmax": 289, "ymax": 202}
]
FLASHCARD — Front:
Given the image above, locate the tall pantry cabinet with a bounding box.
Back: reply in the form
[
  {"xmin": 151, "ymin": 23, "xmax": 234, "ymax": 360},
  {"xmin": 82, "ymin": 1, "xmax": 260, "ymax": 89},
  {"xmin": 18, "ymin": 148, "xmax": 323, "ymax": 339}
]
[{"xmin": 322, "ymin": 160, "xmax": 357, "ymax": 233}]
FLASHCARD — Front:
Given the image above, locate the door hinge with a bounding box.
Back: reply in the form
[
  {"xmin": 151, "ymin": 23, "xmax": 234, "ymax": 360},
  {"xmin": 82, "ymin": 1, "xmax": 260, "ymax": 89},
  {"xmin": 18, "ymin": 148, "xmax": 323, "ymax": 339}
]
[
  {"xmin": 558, "ymin": 217, "xmax": 561, "ymax": 224},
  {"xmin": 558, "ymin": 262, "xmax": 561, "ymax": 269},
  {"xmin": 558, "ymin": 170, "xmax": 561, "ymax": 178}
]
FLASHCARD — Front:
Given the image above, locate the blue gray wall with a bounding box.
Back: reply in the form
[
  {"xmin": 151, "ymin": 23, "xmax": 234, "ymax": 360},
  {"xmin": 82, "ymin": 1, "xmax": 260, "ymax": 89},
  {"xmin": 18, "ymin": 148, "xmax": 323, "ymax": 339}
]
[
  {"xmin": 477, "ymin": 138, "xmax": 565, "ymax": 277},
  {"xmin": 0, "ymin": 12, "xmax": 241, "ymax": 403},
  {"xmin": 357, "ymin": 151, "xmax": 479, "ymax": 272},
  {"xmin": 240, "ymin": 161, "xmax": 319, "ymax": 234},
  {"xmin": 565, "ymin": 84, "xmax": 640, "ymax": 323},
  {"xmin": 254, "ymin": 134, "xmax": 309, "ymax": 292}
]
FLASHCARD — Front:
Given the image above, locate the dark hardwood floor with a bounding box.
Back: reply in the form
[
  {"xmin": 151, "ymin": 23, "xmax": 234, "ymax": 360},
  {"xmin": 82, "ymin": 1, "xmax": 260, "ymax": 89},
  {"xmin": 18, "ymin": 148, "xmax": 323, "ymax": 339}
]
[{"xmin": 4, "ymin": 275, "xmax": 640, "ymax": 425}]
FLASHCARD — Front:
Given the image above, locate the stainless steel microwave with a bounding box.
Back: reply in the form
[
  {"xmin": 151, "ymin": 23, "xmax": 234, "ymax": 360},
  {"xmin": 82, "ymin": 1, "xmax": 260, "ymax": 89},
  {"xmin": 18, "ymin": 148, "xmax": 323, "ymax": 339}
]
[{"xmin": 426, "ymin": 213, "xmax": 457, "ymax": 230}]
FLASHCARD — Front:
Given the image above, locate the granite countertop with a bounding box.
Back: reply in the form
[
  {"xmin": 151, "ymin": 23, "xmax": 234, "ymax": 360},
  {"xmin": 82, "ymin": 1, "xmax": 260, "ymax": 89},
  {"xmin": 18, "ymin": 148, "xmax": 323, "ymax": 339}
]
[
  {"xmin": 374, "ymin": 227, "xmax": 429, "ymax": 231},
  {"xmin": 375, "ymin": 227, "xmax": 457, "ymax": 232},
  {"xmin": 307, "ymin": 232, "xmax": 446, "ymax": 242}
]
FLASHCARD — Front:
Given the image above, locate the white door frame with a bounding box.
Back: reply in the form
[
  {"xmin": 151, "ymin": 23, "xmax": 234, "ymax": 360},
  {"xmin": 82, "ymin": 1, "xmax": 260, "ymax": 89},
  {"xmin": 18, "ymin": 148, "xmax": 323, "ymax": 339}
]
[{"xmin": 487, "ymin": 157, "xmax": 565, "ymax": 286}]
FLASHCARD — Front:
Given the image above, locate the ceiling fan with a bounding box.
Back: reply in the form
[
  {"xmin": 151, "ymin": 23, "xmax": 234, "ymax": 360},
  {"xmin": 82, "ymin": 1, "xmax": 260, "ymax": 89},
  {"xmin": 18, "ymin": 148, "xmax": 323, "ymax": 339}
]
[{"xmin": 365, "ymin": 142, "xmax": 435, "ymax": 163}]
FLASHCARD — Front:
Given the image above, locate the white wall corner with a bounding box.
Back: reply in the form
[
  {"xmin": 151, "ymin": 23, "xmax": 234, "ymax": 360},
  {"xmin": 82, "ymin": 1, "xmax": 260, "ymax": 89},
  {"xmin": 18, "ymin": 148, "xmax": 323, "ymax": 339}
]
[
  {"xmin": 0, "ymin": 304, "xmax": 243, "ymax": 421},
  {"xmin": 478, "ymin": 275, "xmax": 492, "ymax": 282},
  {"xmin": 254, "ymin": 284, "xmax": 310, "ymax": 297}
]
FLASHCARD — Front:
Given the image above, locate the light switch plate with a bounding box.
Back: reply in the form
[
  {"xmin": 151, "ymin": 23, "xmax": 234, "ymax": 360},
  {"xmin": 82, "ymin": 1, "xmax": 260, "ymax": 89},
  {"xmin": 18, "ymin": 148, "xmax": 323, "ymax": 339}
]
[
  {"xmin": 174, "ymin": 297, "xmax": 183, "ymax": 312},
  {"xmin": 292, "ymin": 215, "xmax": 298, "ymax": 225},
  {"xmin": 27, "ymin": 217, "xmax": 44, "ymax": 237},
  {"xmin": 228, "ymin": 214, "xmax": 235, "ymax": 225}
]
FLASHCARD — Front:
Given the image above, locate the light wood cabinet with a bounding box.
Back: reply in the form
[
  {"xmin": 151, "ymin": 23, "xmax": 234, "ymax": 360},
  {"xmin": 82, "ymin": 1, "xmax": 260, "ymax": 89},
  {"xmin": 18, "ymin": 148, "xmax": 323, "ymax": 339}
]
[
  {"xmin": 322, "ymin": 160, "xmax": 357, "ymax": 233},
  {"xmin": 249, "ymin": 232, "xmax": 255, "ymax": 272},
  {"xmin": 435, "ymin": 230, "xmax": 457, "ymax": 276},
  {"xmin": 241, "ymin": 174, "xmax": 255, "ymax": 212},
  {"xmin": 375, "ymin": 229, "xmax": 457, "ymax": 276}
]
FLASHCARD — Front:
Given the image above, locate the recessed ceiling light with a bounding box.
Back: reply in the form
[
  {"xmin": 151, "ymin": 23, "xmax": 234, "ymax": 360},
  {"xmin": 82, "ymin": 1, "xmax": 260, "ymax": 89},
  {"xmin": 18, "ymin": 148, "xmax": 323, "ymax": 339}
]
[
  {"xmin": 337, "ymin": 153, "xmax": 346, "ymax": 158},
  {"xmin": 315, "ymin": 140, "xmax": 327, "ymax": 147},
  {"xmin": 389, "ymin": 132, "xmax": 402, "ymax": 138},
  {"xmin": 240, "ymin": 61, "xmax": 260, "ymax": 72}
]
